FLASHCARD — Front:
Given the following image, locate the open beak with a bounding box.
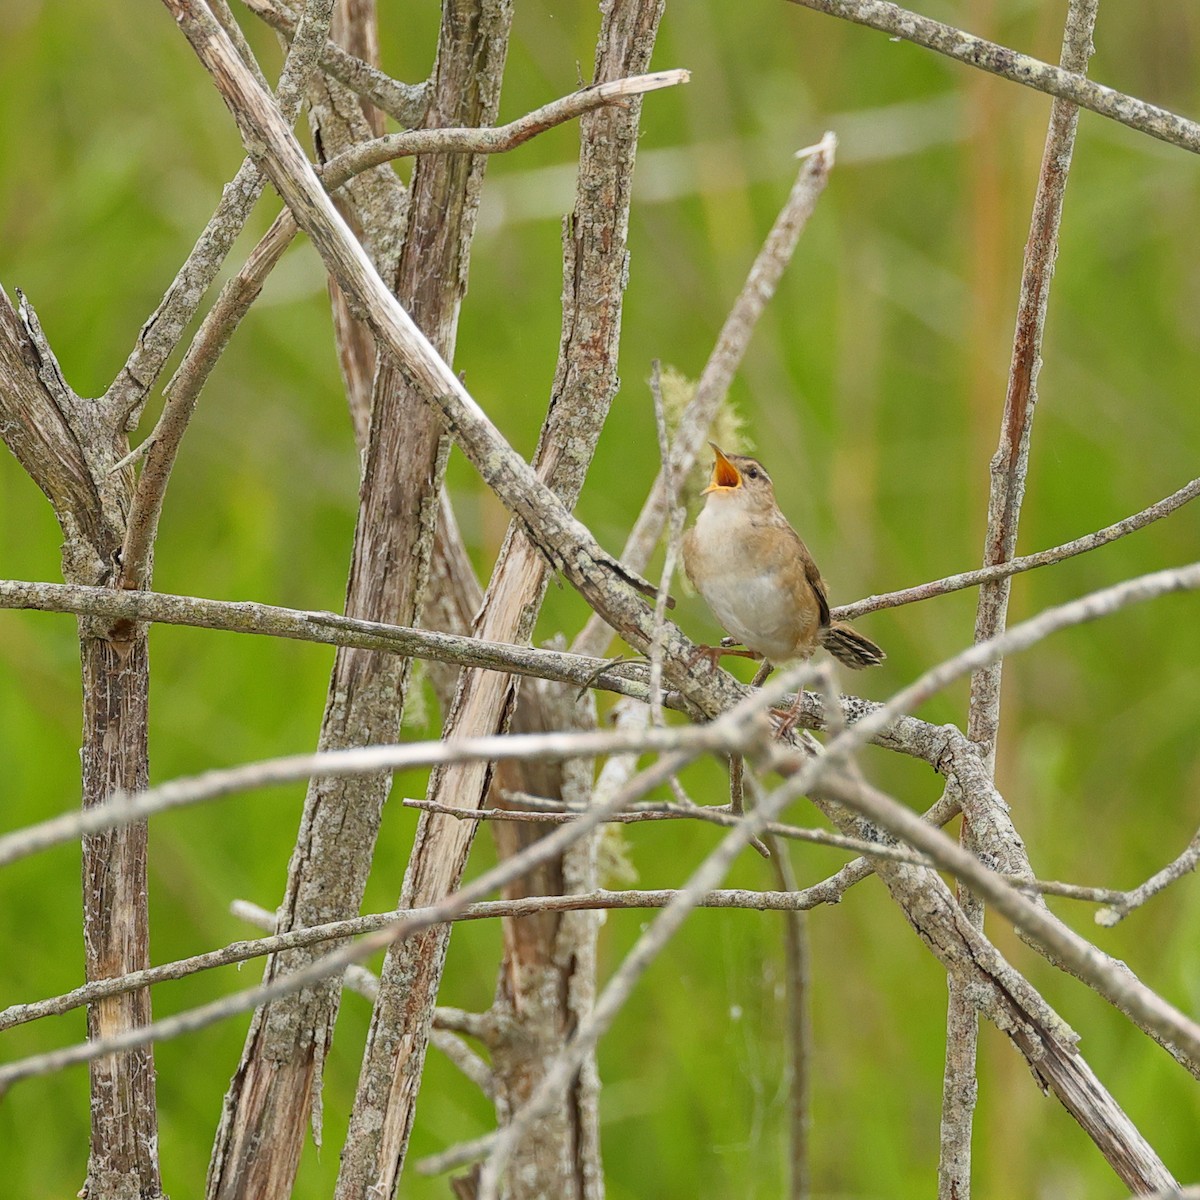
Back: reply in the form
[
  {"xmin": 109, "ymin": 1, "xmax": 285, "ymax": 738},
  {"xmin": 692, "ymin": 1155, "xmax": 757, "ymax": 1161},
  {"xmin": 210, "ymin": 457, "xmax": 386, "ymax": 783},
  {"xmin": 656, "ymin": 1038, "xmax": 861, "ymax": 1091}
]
[{"xmin": 702, "ymin": 442, "xmax": 742, "ymax": 494}]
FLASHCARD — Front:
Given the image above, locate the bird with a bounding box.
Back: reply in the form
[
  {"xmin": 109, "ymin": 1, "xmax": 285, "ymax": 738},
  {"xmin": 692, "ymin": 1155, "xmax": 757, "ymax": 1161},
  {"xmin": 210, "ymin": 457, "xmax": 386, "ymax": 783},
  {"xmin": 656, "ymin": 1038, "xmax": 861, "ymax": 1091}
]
[{"xmin": 682, "ymin": 443, "xmax": 884, "ymax": 723}]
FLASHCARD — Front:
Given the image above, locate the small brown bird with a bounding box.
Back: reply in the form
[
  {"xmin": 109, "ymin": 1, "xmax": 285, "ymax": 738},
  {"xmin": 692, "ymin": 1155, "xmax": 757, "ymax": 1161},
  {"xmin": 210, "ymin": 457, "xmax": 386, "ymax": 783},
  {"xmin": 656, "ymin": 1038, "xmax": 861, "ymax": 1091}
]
[{"xmin": 683, "ymin": 444, "xmax": 884, "ymax": 679}]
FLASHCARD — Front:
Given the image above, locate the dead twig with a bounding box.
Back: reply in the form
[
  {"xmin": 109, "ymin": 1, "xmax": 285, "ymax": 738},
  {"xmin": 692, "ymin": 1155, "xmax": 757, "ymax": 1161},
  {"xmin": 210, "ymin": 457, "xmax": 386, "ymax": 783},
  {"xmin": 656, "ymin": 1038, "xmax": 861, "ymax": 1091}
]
[
  {"xmin": 1096, "ymin": 826, "xmax": 1200, "ymax": 927},
  {"xmin": 784, "ymin": 0, "xmax": 1200, "ymax": 156}
]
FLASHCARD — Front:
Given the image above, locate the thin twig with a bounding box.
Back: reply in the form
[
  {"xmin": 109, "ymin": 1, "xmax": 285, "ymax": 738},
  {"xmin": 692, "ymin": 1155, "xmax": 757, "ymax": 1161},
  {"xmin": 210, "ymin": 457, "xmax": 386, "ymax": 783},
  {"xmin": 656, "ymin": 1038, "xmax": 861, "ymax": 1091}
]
[
  {"xmin": 1096, "ymin": 825, "xmax": 1200, "ymax": 927},
  {"xmin": 1028, "ymin": 879, "xmax": 1125, "ymax": 906},
  {"xmin": 832, "ymin": 474, "xmax": 1200, "ymax": 621},
  {"xmin": 784, "ymin": 0, "xmax": 1200, "ymax": 156},
  {"xmin": 326, "ymin": 70, "xmax": 688, "ymax": 179},
  {"xmin": 969, "ymin": 0, "xmax": 1097, "ymax": 767},
  {"xmin": 647, "ymin": 359, "xmax": 681, "ymax": 727},
  {"xmin": 238, "ymin": 0, "xmax": 427, "ymax": 124},
  {"xmin": 230, "ymin": 899, "xmax": 496, "ymax": 1094},
  {"xmin": 400, "ymin": 796, "xmax": 933, "ymax": 862},
  {"xmin": 0, "ymin": 668, "xmax": 803, "ymax": 1089},
  {"xmin": 0, "ymin": 885, "xmax": 856, "ymax": 1034},
  {"xmin": 818, "ymin": 768, "xmax": 1200, "ymax": 1070},
  {"xmin": 943, "ymin": 5, "xmax": 1097, "ymax": 1191},
  {"xmin": 0, "ymin": 723, "xmax": 760, "ymax": 871},
  {"xmin": 103, "ymin": 0, "xmax": 347, "ymax": 424},
  {"xmin": 230, "ymin": 898, "xmax": 381, "ymax": 999},
  {"xmin": 809, "ymin": 771, "xmax": 1182, "ymax": 1194}
]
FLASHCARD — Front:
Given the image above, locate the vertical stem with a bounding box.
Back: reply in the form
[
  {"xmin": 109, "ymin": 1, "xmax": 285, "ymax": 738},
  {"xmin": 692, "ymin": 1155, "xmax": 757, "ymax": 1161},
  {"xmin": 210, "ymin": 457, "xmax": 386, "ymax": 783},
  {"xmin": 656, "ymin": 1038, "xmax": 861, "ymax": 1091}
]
[
  {"xmin": 485, "ymin": 684, "xmax": 604, "ymax": 1200},
  {"xmin": 204, "ymin": 1, "xmax": 514, "ymax": 1197},
  {"xmin": 79, "ymin": 630, "xmax": 163, "ymax": 1200},
  {"xmin": 939, "ymin": 4, "xmax": 1100, "ymax": 1197},
  {"xmin": 334, "ymin": 2, "xmax": 665, "ymax": 1194},
  {"xmin": 769, "ymin": 837, "xmax": 810, "ymax": 1200}
]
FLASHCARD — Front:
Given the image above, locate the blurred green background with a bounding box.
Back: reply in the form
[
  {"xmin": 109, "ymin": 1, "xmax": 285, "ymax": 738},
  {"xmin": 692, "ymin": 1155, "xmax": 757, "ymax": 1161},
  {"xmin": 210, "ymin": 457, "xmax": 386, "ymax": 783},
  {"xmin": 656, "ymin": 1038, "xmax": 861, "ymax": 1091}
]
[{"xmin": 2, "ymin": 0, "xmax": 1199, "ymax": 1195}]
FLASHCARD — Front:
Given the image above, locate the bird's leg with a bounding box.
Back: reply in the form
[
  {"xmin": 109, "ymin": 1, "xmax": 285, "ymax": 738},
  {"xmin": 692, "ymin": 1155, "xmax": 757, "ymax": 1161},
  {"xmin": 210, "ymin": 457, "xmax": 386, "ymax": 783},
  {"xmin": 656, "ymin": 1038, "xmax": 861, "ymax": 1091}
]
[
  {"xmin": 749, "ymin": 659, "xmax": 774, "ymax": 688},
  {"xmin": 767, "ymin": 664, "xmax": 809, "ymax": 740},
  {"xmin": 687, "ymin": 638, "xmax": 764, "ymax": 672}
]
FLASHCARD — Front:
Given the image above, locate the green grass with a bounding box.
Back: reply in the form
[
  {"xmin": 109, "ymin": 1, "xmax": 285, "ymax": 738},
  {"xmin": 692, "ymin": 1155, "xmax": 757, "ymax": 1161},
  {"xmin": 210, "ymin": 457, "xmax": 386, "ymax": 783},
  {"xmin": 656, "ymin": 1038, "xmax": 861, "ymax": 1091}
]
[{"xmin": 2, "ymin": 2, "xmax": 1198, "ymax": 1196}]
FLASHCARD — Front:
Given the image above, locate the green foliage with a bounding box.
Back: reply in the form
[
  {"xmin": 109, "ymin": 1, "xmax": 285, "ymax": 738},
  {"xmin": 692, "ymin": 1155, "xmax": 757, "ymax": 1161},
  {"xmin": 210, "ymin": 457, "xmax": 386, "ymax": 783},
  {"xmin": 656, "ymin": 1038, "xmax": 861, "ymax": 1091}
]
[{"xmin": 2, "ymin": 2, "xmax": 1199, "ymax": 1197}]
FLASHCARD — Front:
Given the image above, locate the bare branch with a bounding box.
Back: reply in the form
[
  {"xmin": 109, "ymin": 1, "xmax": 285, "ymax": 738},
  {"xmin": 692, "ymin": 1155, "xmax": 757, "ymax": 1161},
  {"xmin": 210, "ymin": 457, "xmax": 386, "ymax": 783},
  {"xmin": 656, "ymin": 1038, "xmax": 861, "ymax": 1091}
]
[
  {"xmin": 338, "ymin": 4, "xmax": 672, "ymax": 1190},
  {"xmin": 117, "ymin": 69, "xmax": 689, "ymax": 589},
  {"xmin": 230, "ymin": 898, "xmax": 381, "ymax": 1001},
  {"xmin": 400, "ymin": 795, "xmax": 937, "ymax": 864},
  {"xmin": 0, "ymin": 720, "xmax": 765, "ymax": 890},
  {"xmin": 239, "ymin": 0, "xmax": 427, "ymax": 124},
  {"xmin": 104, "ymin": 0, "xmax": 346, "ymax": 425},
  {"xmin": 944, "ymin": 4, "xmax": 1098, "ymax": 1193},
  {"xmin": 818, "ymin": 564, "xmax": 1200, "ymax": 768},
  {"xmin": 784, "ymin": 0, "xmax": 1200, "ymax": 156},
  {"xmin": 833, "ymin": 474, "xmax": 1200, "ymax": 622},
  {"xmin": 969, "ymin": 0, "xmax": 1096, "ymax": 767},
  {"xmin": 0, "ymin": 579, "xmax": 658, "ymax": 701},
  {"xmin": 1096, "ymin": 825, "xmax": 1200, "ymax": 927},
  {"xmin": 231, "ymin": 898, "xmax": 497, "ymax": 1095},
  {"xmin": 0, "ymin": 670, "xmax": 799, "ymax": 1091},
  {"xmin": 330, "ymin": 69, "xmax": 688, "ymax": 178},
  {"xmin": 811, "ymin": 772, "xmax": 1183, "ymax": 1194}
]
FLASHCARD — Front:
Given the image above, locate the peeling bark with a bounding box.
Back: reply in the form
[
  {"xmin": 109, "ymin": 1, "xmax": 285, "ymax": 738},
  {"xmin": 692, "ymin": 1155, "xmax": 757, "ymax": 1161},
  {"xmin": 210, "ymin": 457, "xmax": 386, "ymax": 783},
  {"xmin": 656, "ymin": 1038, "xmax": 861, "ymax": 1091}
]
[
  {"xmin": 0, "ymin": 289, "xmax": 164, "ymax": 1199},
  {"xmin": 205, "ymin": 1, "xmax": 513, "ymax": 1195}
]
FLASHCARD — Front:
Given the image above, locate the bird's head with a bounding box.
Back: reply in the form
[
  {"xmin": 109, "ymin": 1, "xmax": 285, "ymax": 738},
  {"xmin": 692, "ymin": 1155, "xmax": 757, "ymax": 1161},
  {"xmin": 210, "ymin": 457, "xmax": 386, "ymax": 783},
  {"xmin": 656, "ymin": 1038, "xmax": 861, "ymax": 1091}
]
[{"xmin": 702, "ymin": 443, "xmax": 777, "ymax": 513}]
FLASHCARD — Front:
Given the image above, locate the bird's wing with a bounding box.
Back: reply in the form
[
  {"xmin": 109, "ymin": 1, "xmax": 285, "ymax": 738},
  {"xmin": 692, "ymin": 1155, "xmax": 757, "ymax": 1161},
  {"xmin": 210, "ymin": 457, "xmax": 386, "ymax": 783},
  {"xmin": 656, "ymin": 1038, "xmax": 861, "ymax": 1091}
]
[
  {"xmin": 802, "ymin": 552, "xmax": 831, "ymax": 627},
  {"xmin": 763, "ymin": 520, "xmax": 831, "ymax": 627}
]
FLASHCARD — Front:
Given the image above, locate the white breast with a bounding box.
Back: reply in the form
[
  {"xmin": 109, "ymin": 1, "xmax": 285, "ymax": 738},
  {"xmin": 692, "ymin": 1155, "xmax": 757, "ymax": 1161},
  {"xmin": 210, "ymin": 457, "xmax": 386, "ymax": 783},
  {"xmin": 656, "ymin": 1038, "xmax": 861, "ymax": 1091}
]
[{"xmin": 686, "ymin": 501, "xmax": 806, "ymax": 663}]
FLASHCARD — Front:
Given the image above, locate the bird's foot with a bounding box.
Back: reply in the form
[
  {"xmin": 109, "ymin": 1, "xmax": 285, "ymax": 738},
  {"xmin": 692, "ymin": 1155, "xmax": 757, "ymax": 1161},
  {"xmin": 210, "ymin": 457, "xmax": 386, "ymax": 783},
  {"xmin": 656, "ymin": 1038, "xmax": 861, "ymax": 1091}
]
[
  {"xmin": 770, "ymin": 693, "xmax": 805, "ymax": 741},
  {"xmin": 687, "ymin": 639, "xmax": 763, "ymax": 672}
]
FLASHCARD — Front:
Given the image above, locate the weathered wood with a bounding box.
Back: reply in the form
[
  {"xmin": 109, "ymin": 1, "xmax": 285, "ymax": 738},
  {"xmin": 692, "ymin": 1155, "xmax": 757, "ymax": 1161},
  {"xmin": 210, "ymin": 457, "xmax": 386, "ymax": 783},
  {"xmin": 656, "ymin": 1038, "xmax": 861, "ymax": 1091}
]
[
  {"xmin": 0, "ymin": 287, "xmax": 164, "ymax": 1200},
  {"xmin": 205, "ymin": 1, "xmax": 514, "ymax": 1195}
]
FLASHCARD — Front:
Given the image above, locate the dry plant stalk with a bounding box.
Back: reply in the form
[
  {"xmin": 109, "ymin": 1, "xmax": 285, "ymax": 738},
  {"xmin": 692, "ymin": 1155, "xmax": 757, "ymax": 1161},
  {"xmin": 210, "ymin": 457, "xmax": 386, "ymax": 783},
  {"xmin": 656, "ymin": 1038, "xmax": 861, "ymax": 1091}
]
[
  {"xmin": 336, "ymin": 4, "xmax": 667, "ymax": 1194},
  {"xmin": 205, "ymin": 1, "xmax": 516, "ymax": 1196},
  {"xmin": 942, "ymin": 3, "xmax": 1099, "ymax": 1196}
]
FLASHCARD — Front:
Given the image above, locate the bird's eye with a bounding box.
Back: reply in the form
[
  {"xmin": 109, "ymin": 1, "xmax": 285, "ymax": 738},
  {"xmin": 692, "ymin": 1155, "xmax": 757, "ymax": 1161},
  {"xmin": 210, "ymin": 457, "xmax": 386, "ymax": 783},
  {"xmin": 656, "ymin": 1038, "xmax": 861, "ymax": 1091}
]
[{"xmin": 747, "ymin": 467, "xmax": 759, "ymax": 480}]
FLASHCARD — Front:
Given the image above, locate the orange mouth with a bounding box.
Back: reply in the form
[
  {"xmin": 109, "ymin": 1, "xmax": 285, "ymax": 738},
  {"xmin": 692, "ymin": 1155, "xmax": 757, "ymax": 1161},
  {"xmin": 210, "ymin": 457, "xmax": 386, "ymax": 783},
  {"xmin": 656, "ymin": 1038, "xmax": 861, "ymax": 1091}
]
[{"xmin": 702, "ymin": 443, "xmax": 741, "ymax": 493}]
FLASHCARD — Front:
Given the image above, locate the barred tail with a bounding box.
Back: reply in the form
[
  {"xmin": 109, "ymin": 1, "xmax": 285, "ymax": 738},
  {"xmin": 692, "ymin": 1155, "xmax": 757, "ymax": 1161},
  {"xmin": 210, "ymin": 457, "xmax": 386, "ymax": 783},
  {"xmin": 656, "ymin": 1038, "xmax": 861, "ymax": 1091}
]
[{"xmin": 820, "ymin": 621, "xmax": 885, "ymax": 669}]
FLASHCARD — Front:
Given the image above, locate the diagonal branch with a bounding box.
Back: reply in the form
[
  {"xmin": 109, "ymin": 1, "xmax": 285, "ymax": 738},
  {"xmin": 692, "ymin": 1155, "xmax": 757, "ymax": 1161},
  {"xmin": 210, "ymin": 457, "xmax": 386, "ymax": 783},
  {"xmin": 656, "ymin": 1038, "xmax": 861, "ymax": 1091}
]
[
  {"xmin": 239, "ymin": 0, "xmax": 428, "ymax": 123},
  {"xmin": 784, "ymin": 0, "xmax": 1200, "ymax": 156},
  {"xmin": 0, "ymin": 885, "xmax": 851, "ymax": 1035},
  {"xmin": 204, "ymin": 2, "xmax": 517, "ymax": 1193},
  {"xmin": 103, "ymin": 0, "xmax": 356, "ymax": 427},
  {"xmin": 117, "ymin": 69, "xmax": 688, "ymax": 590},
  {"xmin": 337, "ymin": 3, "xmax": 669, "ymax": 1193},
  {"xmin": 575, "ymin": 135, "xmax": 835, "ymax": 656},
  {"xmin": 833, "ymin": 473, "xmax": 1200, "ymax": 621}
]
